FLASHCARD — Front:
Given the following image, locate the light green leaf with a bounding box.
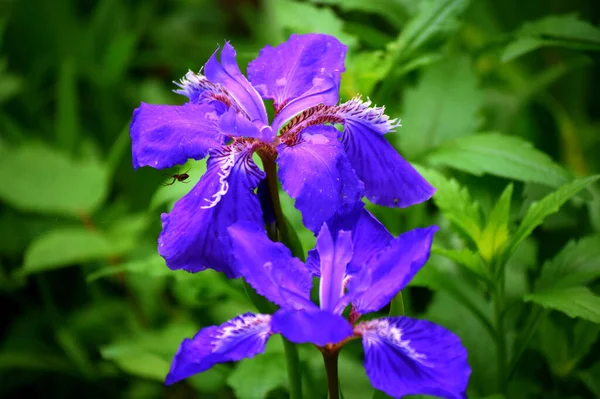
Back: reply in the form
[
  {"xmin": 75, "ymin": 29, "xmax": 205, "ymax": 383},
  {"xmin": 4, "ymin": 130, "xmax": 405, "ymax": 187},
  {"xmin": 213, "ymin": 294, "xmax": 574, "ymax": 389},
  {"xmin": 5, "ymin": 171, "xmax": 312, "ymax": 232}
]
[
  {"xmin": 86, "ymin": 255, "xmax": 169, "ymax": 283},
  {"xmin": 415, "ymin": 166, "xmax": 481, "ymax": 242},
  {"xmin": 23, "ymin": 227, "xmax": 120, "ymax": 274},
  {"xmin": 399, "ymin": 56, "xmax": 483, "ymax": 158},
  {"xmin": 509, "ymin": 175, "xmax": 600, "ymax": 256},
  {"xmin": 227, "ymin": 353, "xmax": 287, "ymax": 399},
  {"xmin": 536, "ymin": 235, "xmax": 600, "ymax": 291},
  {"xmin": 273, "ymin": 0, "xmax": 357, "ymax": 48},
  {"xmin": 502, "ymin": 14, "xmax": 600, "ymax": 62},
  {"xmin": 426, "ymin": 133, "xmax": 571, "ymax": 187},
  {"xmin": 477, "ymin": 184, "xmax": 513, "ymax": 262},
  {"xmin": 0, "ymin": 143, "xmax": 108, "ymax": 216},
  {"xmin": 525, "ymin": 287, "xmax": 600, "ymax": 323},
  {"xmin": 432, "ymin": 246, "xmax": 485, "ymax": 277},
  {"xmin": 341, "ymin": 51, "xmax": 393, "ymax": 98}
]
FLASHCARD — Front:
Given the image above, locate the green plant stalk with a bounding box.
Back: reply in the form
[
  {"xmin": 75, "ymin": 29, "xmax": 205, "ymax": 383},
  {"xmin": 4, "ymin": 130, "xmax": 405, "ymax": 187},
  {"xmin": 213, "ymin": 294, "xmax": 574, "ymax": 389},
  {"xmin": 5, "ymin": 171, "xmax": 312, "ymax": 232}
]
[
  {"xmin": 493, "ymin": 276, "xmax": 507, "ymax": 394},
  {"xmin": 259, "ymin": 153, "xmax": 303, "ymax": 399},
  {"xmin": 322, "ymin": 350, "xmax": 340, "ymax": 399},
  {"xmin": 508, "ymin": 306, "xmax": 546, "ymax": 380}
]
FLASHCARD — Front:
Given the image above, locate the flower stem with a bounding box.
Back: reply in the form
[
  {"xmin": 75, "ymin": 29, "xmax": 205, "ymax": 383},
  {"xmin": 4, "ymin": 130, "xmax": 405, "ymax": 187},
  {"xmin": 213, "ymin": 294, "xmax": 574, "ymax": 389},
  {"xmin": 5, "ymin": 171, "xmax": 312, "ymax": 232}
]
[
  {"xmin": 258, "ymin": 152, "xmax": 304, "ymax": 399},
  {"xmin": 322, "ymin": 349, "xmax": 340, "ymax": 399},
  {"xmin": 493, "ymin": 276, "xmax": 507, "ymax": 394}
]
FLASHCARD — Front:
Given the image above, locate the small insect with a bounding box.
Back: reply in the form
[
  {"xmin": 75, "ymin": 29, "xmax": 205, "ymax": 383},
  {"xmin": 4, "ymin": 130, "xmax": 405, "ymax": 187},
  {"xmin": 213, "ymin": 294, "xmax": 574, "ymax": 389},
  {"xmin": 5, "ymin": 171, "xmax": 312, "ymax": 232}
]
[{"xmin": 162, "ymin": 169, "xmax": 191, "ymax": 186}]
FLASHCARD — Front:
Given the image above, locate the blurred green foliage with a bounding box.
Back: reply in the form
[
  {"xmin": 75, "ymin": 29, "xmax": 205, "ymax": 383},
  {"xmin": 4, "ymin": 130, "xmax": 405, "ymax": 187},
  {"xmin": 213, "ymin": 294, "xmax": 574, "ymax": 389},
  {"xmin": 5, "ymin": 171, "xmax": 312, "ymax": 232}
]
[{"xmin": 1, "ymin": 0, "xmax": 600, "ymax": 398}]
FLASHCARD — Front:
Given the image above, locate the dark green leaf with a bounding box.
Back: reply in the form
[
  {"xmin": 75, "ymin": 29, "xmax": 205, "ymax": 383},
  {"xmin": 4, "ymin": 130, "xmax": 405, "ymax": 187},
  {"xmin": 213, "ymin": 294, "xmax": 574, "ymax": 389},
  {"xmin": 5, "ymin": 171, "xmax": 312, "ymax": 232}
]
[
  {"xmin": 426, "ymin": 133, "xmax": 571, "ymax": 187},
  {"xmin": 536, "ymin": 235, "xmax": 600, "ymax": 291},
  {"xmin": 502, "ymin": 14, "xmax": 600, "ymax": 62},
  {"xmin": 509, "ymin": 175, "xmax": 600, "ymax": 256},
  {"xmin": 525, "ymin": 287, "xmax": 600, "ymax": 323}
]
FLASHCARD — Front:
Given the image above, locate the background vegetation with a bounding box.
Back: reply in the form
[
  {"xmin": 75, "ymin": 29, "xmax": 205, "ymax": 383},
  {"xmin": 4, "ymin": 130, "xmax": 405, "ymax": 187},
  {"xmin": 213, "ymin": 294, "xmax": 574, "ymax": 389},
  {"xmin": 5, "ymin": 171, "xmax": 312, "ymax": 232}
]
[{"xmin": 1, "ymin": 0, "xmax": 600, "ymax": 398}]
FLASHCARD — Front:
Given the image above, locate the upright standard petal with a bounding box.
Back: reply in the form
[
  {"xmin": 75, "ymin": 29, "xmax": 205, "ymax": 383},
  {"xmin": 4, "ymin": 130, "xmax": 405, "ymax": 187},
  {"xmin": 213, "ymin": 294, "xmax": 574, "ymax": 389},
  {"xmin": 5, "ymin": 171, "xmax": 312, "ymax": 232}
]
[
  {"xmin": 277, "ymin": 125, "xmax": 364, "ymax": 233},
  {"xmin": 316, "ymin": 224, "xmax": 353, "ymax": 313},
  {"xmin": 158, "ymin": 142, "xmax": 265, "ymax": 277},
  {"xmin": 271, "ymin": 309, "xmax": 353, "ymax": 346},
  {"xmin": 166, "ymin": 313, "xmax": 272, "ymax": 385},
  {"xmin": 356, "ymin": 317, "xmax": 470, "ymax": 399},
  {"xmin": 228, "ymin": 222, "xmax": 313, "ymax": 310},
  {"xmin": 306, "ymin": 204, "xmax": 392, "ymax": 277},
  {"xmin": 348, "ymin": 226, "xmax": 438, "ymax": 314},
  {"xmin": 130, "ymin": 102, "xmax": 225, "ymax": 170},
  {"xmin": 204, "ymin": 43, "xmax": 268, "ymax": 126},
  {"xmin": 336, "ymin": 97, "xmax": 435, "ymax": 207},
  {"xmin": 248, "ymin": 34, "xmax": 347, "ymax": 132}
]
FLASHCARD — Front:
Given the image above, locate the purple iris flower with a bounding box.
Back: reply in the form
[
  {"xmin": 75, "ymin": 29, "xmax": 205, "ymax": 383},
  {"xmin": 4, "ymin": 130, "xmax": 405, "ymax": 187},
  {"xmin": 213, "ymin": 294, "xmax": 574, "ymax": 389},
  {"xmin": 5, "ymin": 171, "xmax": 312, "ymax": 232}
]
[
  {"xmin": 165, "ymin": 205, "xmax": 470, "ymax": 398},
  {"xmin": 130, "ymin": 34, "xmax": 435, "ymax": 278}
]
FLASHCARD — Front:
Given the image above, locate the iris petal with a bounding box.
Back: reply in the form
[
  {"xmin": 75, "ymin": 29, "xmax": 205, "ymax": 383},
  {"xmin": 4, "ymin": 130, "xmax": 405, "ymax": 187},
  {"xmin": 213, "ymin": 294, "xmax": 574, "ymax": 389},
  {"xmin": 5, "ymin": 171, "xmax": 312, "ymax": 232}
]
[
  {"xmin": 130, "ymin": 102, "xmax": 225, "ymax": 170},
  {"xmin": 337, "ymin": 97, "xmax": 435, "ymax": 207},
  {"xmin": 277, "ymin": 125, "xmax": 364, "ymax": 233},
  {"xmin": 316, "ymin": 224, "xmax": 353, "ymax": 313},
  {"xmin": 158, "ymin": 142, "xmax": 265, "ymax": 277},
  {"xmin": 306, "ymin": 203, "xmax": 393, "ymax": 277},
  {"xmin": 271, "ymin": 309, "xmax": 353, "ymax": 346},
  {"xmin": 357, "ymin": 317, "xmax": 470, "ymax": 399},
  {"xmin": 166, "ymin": 313, "xmax": 272, "ymax": 385},
  {"xmin": 228, "ymin": 222, "xmax": 314, "ymax": 309},
  {"xmin": 348, "ymin": 226, "xmax": 438, "ymax": 314},
  {"xmin": 248, "ymin": 34, "xmax": 346, "ymax": 132},
  {"xmin": 205, "ymin": 43, "xmax": 268, "ymax": 126}
]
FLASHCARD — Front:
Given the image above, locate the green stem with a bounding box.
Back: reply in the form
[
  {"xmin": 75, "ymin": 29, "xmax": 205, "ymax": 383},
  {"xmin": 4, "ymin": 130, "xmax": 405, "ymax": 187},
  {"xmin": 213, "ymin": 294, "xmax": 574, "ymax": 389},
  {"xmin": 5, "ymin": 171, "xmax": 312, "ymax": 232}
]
[
  {"xmin": 493, "ymin": 278, "xmax": 507, "ymax": 394},
  {"xmin": 258, "ymin": 153, "xmax": 303, "ymax": 399},
  {"xmin": 322, "ymin": 350, "xmax": 340, "ymax": 399},
  {"xmin": 508, "ymin": 306, "xmax": 546, "ymax": 380}
]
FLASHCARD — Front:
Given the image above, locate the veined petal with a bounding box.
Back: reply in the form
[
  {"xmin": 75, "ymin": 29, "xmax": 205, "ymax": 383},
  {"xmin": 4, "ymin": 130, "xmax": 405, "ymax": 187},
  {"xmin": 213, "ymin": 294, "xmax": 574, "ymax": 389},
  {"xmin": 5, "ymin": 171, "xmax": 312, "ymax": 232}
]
[
  {"xmin": 228, "ymin": 222, "xmax": 314, "ymax": 309},
  {"xmin": 130, "ymin": 102, "xmax": 225, "ymax": 170},
  {"xmin": 316, "ymin": 224, "xmax": 353, "ymax": 313},
  {"xmin": 271, "ymin": 309, "xmax": 353, "ymax": 346},
  {"xmin": 166, "ymin": 313, "xmax": 272, "ymax": 385},
  {"xmin": 248, "ymin": 34, "xmax": 346, "ymax": 132},
  {"xmin": 337, "ymin": 97, "xmax": 435, "ymax": 207},
  {"xmin": 173, "ymin": 70, "xmax": 233, "ymax": 112},
  {"xmin": 348, "ymin": 226, "xmax": 438, "ymax": 314},
  {"xmin": 158, "ymin": 142, "xmax": 265, "ymax": 277},
  {"xmin": 277, "ymin": 125, "xmax": 364, "ymax": 233},
  {"xmin": 205, "ymin": 43, "xmax": 268, "ymax": 126},
  {"xmin": 356, "ymin": 317, "xmax": 470, "ymax": 399},
  {"xmin": 306, "ymin": 203, "xmax": 392, "ymax": 277}
]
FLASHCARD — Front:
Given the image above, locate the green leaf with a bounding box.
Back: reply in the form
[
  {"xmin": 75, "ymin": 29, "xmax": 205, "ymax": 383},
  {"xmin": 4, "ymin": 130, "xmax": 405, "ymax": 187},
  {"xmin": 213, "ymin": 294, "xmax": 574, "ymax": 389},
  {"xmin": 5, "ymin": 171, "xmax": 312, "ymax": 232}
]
[
  {"xmin": 536, "ymin": 235, "xmax": 600, "ymax": 291},
  {"xmin": 341, "ymin": 51, "xmax": 393, "ymax": 98},
  {"xmin": 502, "ymin": 14, "xmax": 600, "ymax": 62},
  {"xmin": 508, "ymin": 175, "xmax": 600, "ymax": 256},
  {"xmin": 227, "ymin": 353, "xmax": 287, "ymax": 399},
  {"xmin": 306, "ymin": 0, "xmax": 411, "ymax": 28},
  {"xmin": 477, "ymin": 184, "xmax": 513, "ymax": 262},
  {"xmin": 23, "ymin": 227, "xmax": 119, "ymax": 274},
  {"xmin": 273, "ymin": 0, "xmax": 357, "ymax": 48},
  {"xmin": 432, "ymin": 246, "xmax": 485, "ymax": 277},
  {"xmin": 578, "ymin": 361, "xmax": 600, "ymax": 398},
  {"xmin": 399, "ymin": 56, "xmax": 483, "ymax": 158},
  {"xmin": 426, "ymin": 133, "xmax": 571, "ymax": 187},
  {"xmin": 525, "ymin": 287, "xmax": 600, "ymax": 323},
  {"xmin": 390, "ymin": 0, "xmax": 471, "ymax": 62},
  {"xmin": 0, "ymin": 143, "xmax": 108, "ymax": 216},
  {"xmin": 415, "ymin": 166, "xmax": 481, "ymax": 242},
  {"xmin": 56, "ymin": 58, "xmax": 79, "ymax": 153}
]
